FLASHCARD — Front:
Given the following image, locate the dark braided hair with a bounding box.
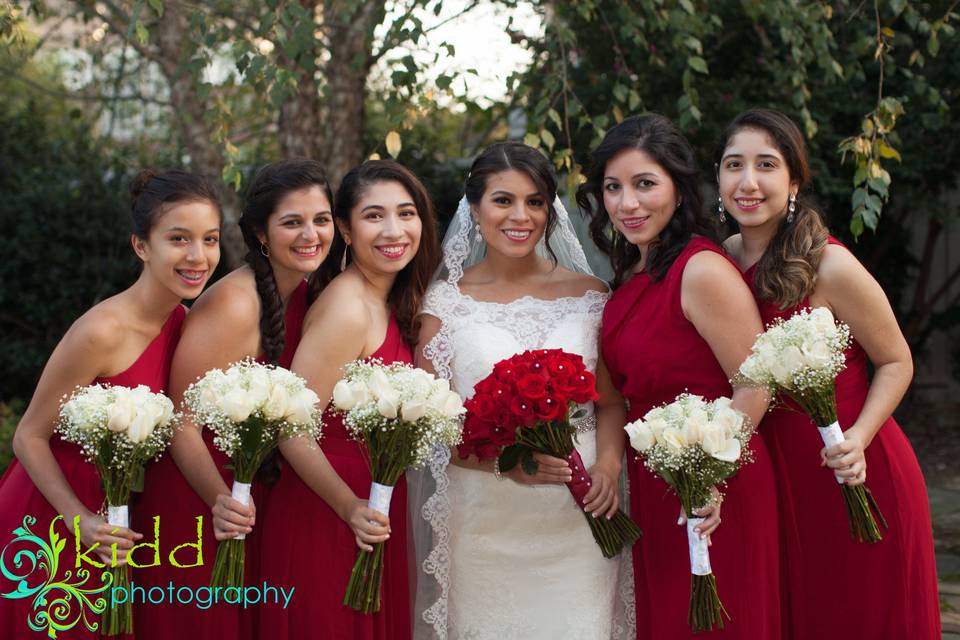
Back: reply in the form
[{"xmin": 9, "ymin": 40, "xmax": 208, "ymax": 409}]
[
  {"xmin": 239, "ymin": 159, "xmax": 333, "ymax": 363},
  {"xmin": 576, "ymin": 114, "xmax": 718, "ymax": 287}
]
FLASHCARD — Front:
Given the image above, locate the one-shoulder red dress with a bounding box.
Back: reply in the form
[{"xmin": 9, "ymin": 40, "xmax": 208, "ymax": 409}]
[
  {"xmin": 601, "ymin": 237, "xmax": 781, "ymax": 639},
  {"xmin": 742, "ymin": 238, "xmax": 939, "ymax": 640},
  {"xmin": 257, "ymin": 315, "xmax": 412, "ymax": 640},
  {"xmin": 131, "ymin": 281, "xmax": 307, "ymax": 640},
  {"xmin": 0, "ymin": 304, "xmax": 185, "ymax": 640}
]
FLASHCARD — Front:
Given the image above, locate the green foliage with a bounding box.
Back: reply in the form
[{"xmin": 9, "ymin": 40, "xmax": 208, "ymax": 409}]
[
  {"xmin": 0, "ymin": 51, "xmax": 138, "ymax": 401},
  {"xmin": 0, "ymin": 400, "xmax": 24, "ymax": 474}
]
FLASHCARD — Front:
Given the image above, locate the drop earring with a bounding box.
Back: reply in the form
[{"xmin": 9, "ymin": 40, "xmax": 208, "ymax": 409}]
[
  {"xmin": 474, "ymin": 221, "xmax": 482, "ymax": 243},
  {"xmin": 787, "ymin": 194, "xmax": 797, "ymax": 223},
  {"xmin": 716, "ymin": 196, "xmax": 726, "ymax": 223},
  {"xmin": 340, "ymin": 245, "xmax": 349, "ymax": 271}
]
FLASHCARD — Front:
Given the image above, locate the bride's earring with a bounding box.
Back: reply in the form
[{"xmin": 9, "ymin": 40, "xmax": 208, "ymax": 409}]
[
  {"xmin": 474, "ymin": 221, "xmax": 482, "ymax": 243},
  {"xmin": 340, "ymin": 245, "xmax": 349, "ymax": 271},
  {"xmin": 787, "ymin": 193, "xmax": 797, "ymax": 223},
  {"xmin": 717, "ymin": 195, "xmax": 726, "ymax": 223}
]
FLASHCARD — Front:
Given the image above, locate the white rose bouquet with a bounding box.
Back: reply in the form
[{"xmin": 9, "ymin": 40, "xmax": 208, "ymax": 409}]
[
  {"xmin": 624, "ymin": 393, "xmax": 753, "ymax": 633},
  {"xmin": 183, "ymin": 359, "xmax": 322, "ymax": 588},
  {"xmin": 331, "ymin": 359, "xmax": 464, "ymax": 614},
  {"xmin": 57, "ymin": 383, "xmax": 178, "ymax": 636},
  {"xmin": 738, "ymin": 307, "xmax": 886, "ymax": 543}
]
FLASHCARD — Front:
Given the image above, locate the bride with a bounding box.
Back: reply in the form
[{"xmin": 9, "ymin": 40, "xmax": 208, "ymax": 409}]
[{"xmin": 412, "ymin": 142, "xmax": 634, "ymax": 639}]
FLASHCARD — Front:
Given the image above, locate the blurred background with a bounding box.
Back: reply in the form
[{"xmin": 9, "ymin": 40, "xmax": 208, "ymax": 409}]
[{"xmin": 1, "ymin": 0, "xmax": 959, "ymax": 629}]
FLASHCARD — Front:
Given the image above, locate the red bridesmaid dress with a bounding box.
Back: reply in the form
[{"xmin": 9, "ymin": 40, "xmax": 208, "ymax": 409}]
[
  {"xmin": 601, "ymin": 237, "xmax": 781, "ymax": 640},
  {"xmin": 257, "ymin": 315, "xmax": 412, "ymax": 640},
  {"xmin": 131, "ymin": 281, "xmax": 307, "ymax": 640},
  {"xmin": 0, "ymin": 304, "xmax": 185, "ymax": 640},
  {"xmin": 742, "ymin": 238, "xmax": 940, "ymax": 640}
]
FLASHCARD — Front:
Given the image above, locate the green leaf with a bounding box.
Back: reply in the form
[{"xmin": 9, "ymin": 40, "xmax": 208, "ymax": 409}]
[
  {"xmin": 135, "ymin": 20, "xmax": 149, "ymax": 46},
  {"xmin": 890, "ymin": 0, "xmax": 907, "ymax": 16},
  {"xmin": 687, "ymin": 56, "xmax": 708, "ymax": 74},
  {"xmin": 540, "ymin": 128, "xmax": 556, "ymax": 150},
  {"xmin": 498, "ymin": 444, "xmax": 523, "ymax": 473},
  {"xmin": 520, "ymin": 449, "xmax": 539, "ymax": 476},
  {"xmin": 628, "ymin": 90, "xmax": 641, "ymax": 110},
  {"xmin": 878, "ymin": 143, "xmax": 901, "ymax": 162},
  {"xmin": 613, "ymin": 84, "xmax": 628, "ymax": 103},
  {"xmin": 547, "ymin": 108, "xmax": 562, "ymax": 129},
  {"xmin": 927, "ymin": 33, "xmax": 940, "ymax": 57},
  {"xmin": 852, "ymin": 187, "xmax": 868, "ymax": 210},
  {"xmin": 850, "ymin": 213, "xmax": 865, "ymax": 238},
  {"xmin": 679, "ymin": 0, "xmax": 695, "ymax": 15},
  {"xmin": 147, "ymin": 0, "xmax": 164, "ymax": 17},
  {"xmin": 523, "ymin": 132, "xmax": 540, "ymax": 148}
]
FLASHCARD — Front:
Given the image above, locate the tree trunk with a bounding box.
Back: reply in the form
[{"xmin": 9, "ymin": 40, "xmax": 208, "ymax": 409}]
[
  {"xmin": 155, "ymin": 3, "xmax": 245, "ymax": 268},
  {"xmin": 278, "ymin": 0, "xmax": 322, "ymax": 160},
  {"xmin": 319, "ymin": 0, "xmax": 387, "ymax": 188}
]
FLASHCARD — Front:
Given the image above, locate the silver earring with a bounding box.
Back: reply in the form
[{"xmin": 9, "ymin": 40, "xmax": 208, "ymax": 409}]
[
  {"xmin": 717, "ymin": 196, "xmax": 726, "ymax": 223},
  {"xmin": 340, "ymin": 246, "xmax": 349, "ymax": 271},
  {"xmin": 474, "ymin": 222, "xmax": 482, "ymax": 243},
  {"xmin": 787, "ymin": 194, "xmax": 797, "ymax": 223},
  {"xmin": 259, "ymin": 243, "xmax": 270, "ymax": 258}
]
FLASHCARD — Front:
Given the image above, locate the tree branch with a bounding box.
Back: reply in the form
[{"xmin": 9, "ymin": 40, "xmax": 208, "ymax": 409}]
[{"xmin": 5, "ymin": 67, "xmax": 172, "ymax": 105}]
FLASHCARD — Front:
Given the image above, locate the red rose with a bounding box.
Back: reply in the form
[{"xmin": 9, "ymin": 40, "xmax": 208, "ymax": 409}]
[
  {"xmin": 509, "ymin": 395, "xmax": 537, "ymax": 426},
  {"xmin": 534, "ymin": 396, "xmax": 565, "ymax": 422},
  {"xmin": 570, "ymin": 371, "xmax": 599, "ymax": 403},
  {"xmin": 516, "ymin": 373, "xmax": 548, "ymax": 400}
]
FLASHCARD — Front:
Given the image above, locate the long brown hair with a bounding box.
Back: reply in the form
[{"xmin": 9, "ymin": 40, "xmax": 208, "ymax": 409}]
[
  {"xmin": 310, "ymin": 160, "xmax": 440, "ymax": 345},
  {"xmin": 576, "ymin": 114, "xmax": 717, "ymax": 286},
  {"xmin": 715, "ymin": 109, "xmax": 829, "ymax": 309}
]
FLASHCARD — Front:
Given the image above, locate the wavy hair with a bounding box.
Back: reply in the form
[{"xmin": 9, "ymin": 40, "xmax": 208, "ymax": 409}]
[
  {"xmin": 577, "ymin": 114, "xmax": 717, "ymax": 286},
  {"xmin": 714, "ymin": 108, "xmax": 828, "ymax": 309}
]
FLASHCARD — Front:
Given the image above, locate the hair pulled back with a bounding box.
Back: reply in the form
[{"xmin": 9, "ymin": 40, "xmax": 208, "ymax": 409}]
[
  {"xmin": 128, "ymin": 169, "xmax": 221, "ymax": 239},
  {"xmin": 714, "ymin": 108, "xmax": 829, "ymax": 309},
  {"xmin": 464, "ymin": 141, "xmax": 559, "ymax": 262},
  {"xmin": 240, "ymin": 159, "xmax": 333, "ymax": 364},
  {"xmin": 577, "ymin": 114, "xmax": 717, "ymax": 286},
  {"xmin": 313, "ymin": 159, "xmax": 440, "ymax": 346}
]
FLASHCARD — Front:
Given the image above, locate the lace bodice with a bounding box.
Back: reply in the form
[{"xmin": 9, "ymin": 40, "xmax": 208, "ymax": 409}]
[{"xmin": 421, "ymin": 280, "xmax": 608, "ymax": 397}]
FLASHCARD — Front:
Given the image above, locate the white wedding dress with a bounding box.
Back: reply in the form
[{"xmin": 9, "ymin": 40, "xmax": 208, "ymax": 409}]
[{"xmin": 413, "ymin": 280, "xmax": 635, "ymax": 640}]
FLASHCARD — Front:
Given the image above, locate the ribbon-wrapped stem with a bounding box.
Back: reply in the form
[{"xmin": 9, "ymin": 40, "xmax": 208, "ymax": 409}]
[
  {"xmin": 507, "ymin": 418, "xmax": 641, "ymax": 559},
  {"xmin": 101, "ymin": 501, "xmax": 132, "ymax": 636}
]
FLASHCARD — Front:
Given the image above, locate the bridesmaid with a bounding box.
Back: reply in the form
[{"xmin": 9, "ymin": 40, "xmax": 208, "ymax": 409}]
[
  {"xmin": 258, "ymin": 159, "xmax": 439, "ymax": 639},
  {"xmin": 580, "ymin": 114, "xmax": 781, "ymax": 639},
  {"xmin": 0, "ymin": 169, "xmax": 221, "ymax": 639},
  {"xmin": 138, "ymin": 160, "xmax": 334, "ymax": 639},
  {"xmin": 716, "ymin": 108, "xmax": 940, "ymax": 639}
]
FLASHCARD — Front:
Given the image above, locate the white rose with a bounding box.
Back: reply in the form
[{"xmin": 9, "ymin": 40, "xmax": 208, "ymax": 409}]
[
  {"xmin": 809, "ymin": 307, "xmax": 837, "ymax": 334},
  {"xmin": 107, "ymin": 391, "xmax": 136, "ymax": 433},
  {"xmin": 624, "ymin": 420, "xmax": 655, "ymax": 452},
  {"xmin": 661, "ymin": 427, "xmax": 688, "ymax": 455},
  {"xmin": 430, "ymin": 378, "xmax": 450, "ymax": 397},
  {"xmin": 285, "ymin": 389, "xmax": 318, "ymax": 425},
  {"xmin": 645, "ymin": 416, "xmax": 668, "ymax": 441},
  {"xmin": 713, "ymin": 396, "xmax": 733, "ymax": 411},
  {"xmin": 700, "ymin": 421, "xmax": 727, "ymax": 458},
  {"xmin": 714, "ymin": 406, "xmax": 744, "ymax": 438},
  {"xmin": 711, "ymin": 435, "xmax": 742, "ymax": 462},
  {"xmin": 367, "ymin": 369, "xmax": 394, "ymax": 400},
  {"xmin": 441, "ymin": 391, "xmax": 465, "ymax": 418},
  {"xmin": 401, "ymin": 399, "xmax": 428, "ymax": 423},
  {"xmin": 377, "ymin": 391, "xmax": 400, "ymax": 419},
  {"xmin": 219, "ymin": 390, "xmax": 254, "ymax": 423},
  {"xmin": 127, "ymin": 410, "xmax": 154, "ymax": 444},
  {"xmin": 800, "ymin": 338, "xmax": 833, "ymax": 370},
  {"xmin": 332, "ymin": 379, "xmax": 358, "ymax": 411},
  {"xmin": 263, "ymin": 384, "xmax": 290, "ymax": 421},
  {"xmin": 246, "ymin": 368, "xmax": 271, "ymax": 410},
  {"xmin": 157, "ymin": 397, "xmax": 175, "ymax": 427}
]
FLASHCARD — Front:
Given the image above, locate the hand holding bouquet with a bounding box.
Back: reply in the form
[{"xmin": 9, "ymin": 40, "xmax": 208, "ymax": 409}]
[
  {"xmin": 625, "ymin": 393, "xmax": 754, "ymax": 633},
  {"xmin": 458, "ymin": 349, "xmax": 642, "ymax": 559},
  {"xmin": 58, "ymin": 383, "xmax": 178, "ymax": 636},
  {"xmin": 184, "ymin": 359, "xmax": 322, "ymax": 587},
  {"xmin": 738, "ymin": 306, "xmax": 887, "ymax": 543},
  {"xmin": 331, "ymin": 360, "xmax": 464, "ymax": 613}
]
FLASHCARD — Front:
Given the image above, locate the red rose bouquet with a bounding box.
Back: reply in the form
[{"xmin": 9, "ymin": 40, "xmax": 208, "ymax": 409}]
[{"xmin": 459, "ymin": 349, "xmax": 641, "ymax": 558}]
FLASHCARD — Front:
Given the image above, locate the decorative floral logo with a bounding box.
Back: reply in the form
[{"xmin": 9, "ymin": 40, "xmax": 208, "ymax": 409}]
[{"xmin": 1, "ymin": 515, "xmax": 110, "ymax": 638}]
